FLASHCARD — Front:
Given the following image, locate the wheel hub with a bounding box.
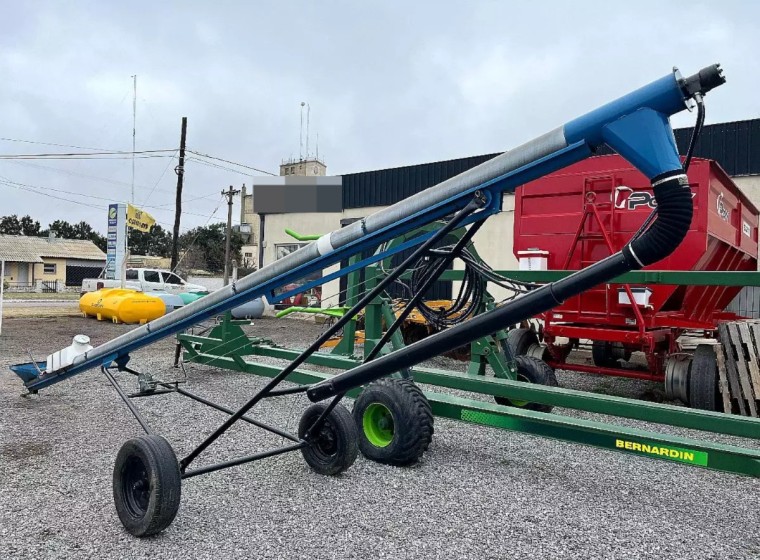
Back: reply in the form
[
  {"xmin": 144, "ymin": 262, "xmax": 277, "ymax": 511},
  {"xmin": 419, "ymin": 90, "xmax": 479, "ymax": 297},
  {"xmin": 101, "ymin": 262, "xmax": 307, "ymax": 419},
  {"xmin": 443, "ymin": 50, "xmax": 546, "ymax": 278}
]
[
  {"xmin": 664, "ymin": 354, "xmax": 691, "ymax": 404},
  {"xmin": 315, "ymin": 422, "xmax": 338, "ymax": 456},
  {"xmin": 123, "ymin": 456, "xmax": 151, "ymax": 515},
  {"xmin": 363, "ymin": 403, "xmax": 395, "ymax": 448}
]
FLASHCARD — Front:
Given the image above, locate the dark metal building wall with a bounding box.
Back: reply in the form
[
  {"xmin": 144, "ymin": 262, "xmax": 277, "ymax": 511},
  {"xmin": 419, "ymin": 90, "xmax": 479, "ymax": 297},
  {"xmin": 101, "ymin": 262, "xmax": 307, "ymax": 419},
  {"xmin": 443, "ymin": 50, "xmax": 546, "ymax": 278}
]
[
  {"xmin": 599, "ymin": 119, "xmax": 760, "ymax": 176},
  {"xmin": 339, "ymin": 119, "xmax": 760, "ymax": 210},
  {"xmin": 341, "ymin": 153, "xmax": 500, "ymax": 209}
]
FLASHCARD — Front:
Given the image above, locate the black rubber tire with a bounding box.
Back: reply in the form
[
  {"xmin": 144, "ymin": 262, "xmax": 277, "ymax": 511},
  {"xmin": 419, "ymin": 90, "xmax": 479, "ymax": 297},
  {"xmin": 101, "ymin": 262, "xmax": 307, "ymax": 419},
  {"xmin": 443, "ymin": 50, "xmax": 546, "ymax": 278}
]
[
  {"xmin": 113, "ymin": 435, "xmax": 181, "ymax": 537},
  {"xmin": 689, "ymin": 344, "xmax": 721, "ymax": 412},
  {"xmin": 591, "ymin": 341, "xmax": 631, "ymax": 368},
  {"xmin": 299, "ymin": 403, "xmax": 359, "ymax": 476},
  {"xmin": 495, "ymin": 355, "xmax": 558, "ymax": 413},
  {"xmin": 353, "ymin": 378, "xmax": 434, "ymax": 466},
  {"xmin": 505, "ymin": 328, "xmax": 539, "ymax": 357}
]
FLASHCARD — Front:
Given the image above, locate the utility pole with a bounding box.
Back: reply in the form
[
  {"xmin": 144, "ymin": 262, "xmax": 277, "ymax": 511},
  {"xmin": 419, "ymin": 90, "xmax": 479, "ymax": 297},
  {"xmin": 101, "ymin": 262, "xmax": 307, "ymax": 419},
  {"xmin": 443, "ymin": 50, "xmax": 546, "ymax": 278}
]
[
  {"xmin": 131, "ymin": 75, "xmax": 137, "ymax": 204},
  {"xmin": 170, "ymin": 117, "xmax": 188, "ymax": 272},
  {"xmin": 222, "ymin": 184, "xmax": 241, "ymax": 285}
]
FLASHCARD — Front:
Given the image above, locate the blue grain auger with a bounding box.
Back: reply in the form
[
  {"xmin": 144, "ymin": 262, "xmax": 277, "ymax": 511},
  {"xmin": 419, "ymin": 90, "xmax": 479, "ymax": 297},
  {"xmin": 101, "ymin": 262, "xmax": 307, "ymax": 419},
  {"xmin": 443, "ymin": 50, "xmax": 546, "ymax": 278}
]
[{"xmin": 11, "ymin": 65, "xmax": 729, "ymax": 536}]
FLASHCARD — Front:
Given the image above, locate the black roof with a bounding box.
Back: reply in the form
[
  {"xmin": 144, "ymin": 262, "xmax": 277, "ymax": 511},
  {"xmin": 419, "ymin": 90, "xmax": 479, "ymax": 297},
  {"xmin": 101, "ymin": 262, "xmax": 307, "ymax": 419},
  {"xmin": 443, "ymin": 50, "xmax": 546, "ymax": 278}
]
[{"xmin": 341, "ymin": 118, "xmax": 760, "ymax": 209}]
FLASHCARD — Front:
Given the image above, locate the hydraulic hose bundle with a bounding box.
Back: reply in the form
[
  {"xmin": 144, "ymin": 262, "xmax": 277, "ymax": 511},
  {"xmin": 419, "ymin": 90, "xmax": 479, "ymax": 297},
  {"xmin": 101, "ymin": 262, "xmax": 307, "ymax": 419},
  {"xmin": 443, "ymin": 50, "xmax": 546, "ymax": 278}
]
[{"xmin": 408, "ymin": 246, "xmax": 539, "ymax": 329}]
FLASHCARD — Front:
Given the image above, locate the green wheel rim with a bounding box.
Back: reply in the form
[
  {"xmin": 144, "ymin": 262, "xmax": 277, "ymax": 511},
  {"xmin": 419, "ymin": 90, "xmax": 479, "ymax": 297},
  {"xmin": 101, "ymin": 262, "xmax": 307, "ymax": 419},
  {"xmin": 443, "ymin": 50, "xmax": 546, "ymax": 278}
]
[
  {"xmin": 510, "ymin": 374, "xmax": 531, "ymax": 407},
  {"xmin": 362, "ymin": 403, "xmax": 394, "ymax": 448}
]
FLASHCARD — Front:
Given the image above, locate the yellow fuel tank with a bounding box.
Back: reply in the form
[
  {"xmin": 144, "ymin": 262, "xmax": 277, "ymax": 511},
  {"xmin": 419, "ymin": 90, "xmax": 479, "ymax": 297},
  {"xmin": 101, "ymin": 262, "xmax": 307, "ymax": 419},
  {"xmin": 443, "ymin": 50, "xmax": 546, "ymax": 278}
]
[{"xmin": 80, "ymin": 288, "xmax": 166, "ymax": 324}]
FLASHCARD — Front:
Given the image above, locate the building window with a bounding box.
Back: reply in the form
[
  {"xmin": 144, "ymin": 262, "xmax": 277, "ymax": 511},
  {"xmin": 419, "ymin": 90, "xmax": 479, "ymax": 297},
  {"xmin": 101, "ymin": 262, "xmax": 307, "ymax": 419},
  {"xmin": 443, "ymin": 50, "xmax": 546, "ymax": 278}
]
[
  {"xmin": 272, "ymin": 243, "xmax": 322, "ymax": 308},
  {"xmin": 275, "ymin": 243, "xmax": 304, "ymax": 260},
  {"xmin": 44, "ymin": 263, "xmax": 57, "ymax": 275},
  {"xmin": 244, "ymin": 252, "xmax": 253, "ymax": 258}
]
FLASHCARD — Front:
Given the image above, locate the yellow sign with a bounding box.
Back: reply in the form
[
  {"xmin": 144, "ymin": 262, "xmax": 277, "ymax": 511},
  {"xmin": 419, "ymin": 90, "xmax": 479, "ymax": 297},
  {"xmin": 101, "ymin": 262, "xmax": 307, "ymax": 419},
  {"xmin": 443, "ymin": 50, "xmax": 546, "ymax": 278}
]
[
  {"xmin": 127, "ymin": 204, "xmax": 156, "ymax": 232},
  {"xmin": 614, "ymin": 439, "xmax": 708, "ymax": 465}
]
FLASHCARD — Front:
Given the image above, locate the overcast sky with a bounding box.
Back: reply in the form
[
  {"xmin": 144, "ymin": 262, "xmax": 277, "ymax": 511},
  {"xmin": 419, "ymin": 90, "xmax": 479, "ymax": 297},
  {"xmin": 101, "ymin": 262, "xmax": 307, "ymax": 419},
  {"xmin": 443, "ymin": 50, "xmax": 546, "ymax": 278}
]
[{"xmin": 1, "ymin": 1, "xmax": 758, "ymax": 234}]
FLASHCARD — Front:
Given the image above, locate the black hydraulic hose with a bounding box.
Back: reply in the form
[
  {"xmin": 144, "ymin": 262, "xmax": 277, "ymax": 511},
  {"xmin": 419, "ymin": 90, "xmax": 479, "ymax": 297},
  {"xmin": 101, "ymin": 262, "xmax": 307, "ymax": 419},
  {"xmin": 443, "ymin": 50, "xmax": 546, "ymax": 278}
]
[
  {"xmin": 683, "ymin": 96, "xmax": 706, "ymax": 172},
  {"xmin": 308, "ymin": 171, "xmax": 693, "ymax": 402},
  {"xmin": 622, "ymin": 172, "xmax": 693, "ymax": 269}
]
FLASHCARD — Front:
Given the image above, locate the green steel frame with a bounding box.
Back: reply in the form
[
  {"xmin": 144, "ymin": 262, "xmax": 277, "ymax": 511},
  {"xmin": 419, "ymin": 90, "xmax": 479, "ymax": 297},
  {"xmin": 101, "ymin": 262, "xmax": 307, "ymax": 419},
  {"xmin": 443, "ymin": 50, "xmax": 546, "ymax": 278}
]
[
  {"xmin": 177, "ymin": 266, "xmax": 760, "ymax": 478},
  {"xmin": 179, "ymin": 326, "xmax": 760, "ymax": 477},
  {"xmin": 426, "ymin": 269, "xmax": 760, "ymax": 285}
]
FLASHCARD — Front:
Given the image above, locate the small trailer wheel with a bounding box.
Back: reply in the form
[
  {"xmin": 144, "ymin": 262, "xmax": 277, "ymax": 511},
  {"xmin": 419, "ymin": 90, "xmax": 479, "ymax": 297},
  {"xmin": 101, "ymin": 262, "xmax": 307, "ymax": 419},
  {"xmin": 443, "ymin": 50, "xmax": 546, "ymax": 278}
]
[
  {"xmin": 504, "ymin": 328, "xmax": 539, "ymax": 357},
  {"xmin": 353, "ymin": 378, "xmax": 434, "ymax": 466},
  {"xmin": 299, "ymin": 403, "xmax": 359, "ymax": 476},
  {"xmin": 689, "ymin": 344, "xmax": 721, "ymax": 412},
  {"xmin": 113, "ymin": 435, "xmax": 181, "ymax": 537},
  {"xmin": 495, "ymin": 355, "xmax": 558, "ymax": 413}
]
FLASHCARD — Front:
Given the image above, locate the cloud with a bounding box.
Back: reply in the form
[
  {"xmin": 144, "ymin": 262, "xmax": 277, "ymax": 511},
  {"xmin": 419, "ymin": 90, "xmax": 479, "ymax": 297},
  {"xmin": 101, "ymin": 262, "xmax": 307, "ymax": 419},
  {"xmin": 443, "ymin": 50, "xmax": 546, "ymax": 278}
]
[{"xmin": 0, "ymin": 0, "xmax": 757, "ymax": 234}]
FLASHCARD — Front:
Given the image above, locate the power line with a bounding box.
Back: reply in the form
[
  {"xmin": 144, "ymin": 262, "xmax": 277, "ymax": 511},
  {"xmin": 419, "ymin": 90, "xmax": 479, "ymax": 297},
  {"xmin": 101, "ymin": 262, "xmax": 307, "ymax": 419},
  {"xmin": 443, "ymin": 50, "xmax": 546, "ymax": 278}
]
[
  {"xmin": 0, "ymin": 137, "xmax": 117, "ymax": 151},
  {"xmin": 172, "ymin": 195, "xmax": 226, "ymax": 273},
  {"xmin": 0, "ymin": 154, "xmax": 175, "ymax": 161},
  {"xmin": 0, "ymin": 148, "xmax": 175, "ymax": 159},
  {"xmin": 142, "ymin": 150, "xmax": 179, "ymax": 205},
  {"xmin": 186, "ymin": 149, "xmax": 276, "ymax": 176},
  {"xmin": 185, "ymin": 157, "xmax": 256, "ymax": 177},
  {"xmin": 0, "ymin": 177, "xmax": 105, "ymax": 210},
  {"xmin": 0, "ymin": 176, "xmax": 224, "ymax": 226},
  {"xmin": 2, "ymin": 159, "xmax": 219, "ymax": 201},
  {"xmin": 148, "ymin": 192, "xmax": 215, "ymax": 208}
]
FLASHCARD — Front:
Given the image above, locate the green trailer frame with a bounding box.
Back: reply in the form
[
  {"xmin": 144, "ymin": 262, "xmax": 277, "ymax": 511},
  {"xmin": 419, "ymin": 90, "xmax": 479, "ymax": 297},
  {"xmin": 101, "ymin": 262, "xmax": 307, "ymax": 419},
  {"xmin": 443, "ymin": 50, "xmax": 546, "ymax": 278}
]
[{"xmin": 178, "ymin": 266, "xmax": 760, "ymax": 478}]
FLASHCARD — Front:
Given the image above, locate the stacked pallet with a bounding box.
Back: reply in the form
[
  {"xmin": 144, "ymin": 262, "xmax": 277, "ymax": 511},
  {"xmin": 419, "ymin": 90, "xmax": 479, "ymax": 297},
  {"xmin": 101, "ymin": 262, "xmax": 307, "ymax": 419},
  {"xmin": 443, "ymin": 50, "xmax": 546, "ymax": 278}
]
[{"xmin": 717, "ymin": 320, "xmax": 760, "ymax": 417}]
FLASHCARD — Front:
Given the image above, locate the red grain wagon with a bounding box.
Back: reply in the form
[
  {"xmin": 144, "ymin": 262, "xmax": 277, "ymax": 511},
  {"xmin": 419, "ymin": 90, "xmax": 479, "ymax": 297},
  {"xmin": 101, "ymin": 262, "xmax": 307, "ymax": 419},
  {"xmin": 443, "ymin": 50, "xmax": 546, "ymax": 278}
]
[{"xmin": 512, "ymin": 154, "xmax": 759, "ymax": 408}]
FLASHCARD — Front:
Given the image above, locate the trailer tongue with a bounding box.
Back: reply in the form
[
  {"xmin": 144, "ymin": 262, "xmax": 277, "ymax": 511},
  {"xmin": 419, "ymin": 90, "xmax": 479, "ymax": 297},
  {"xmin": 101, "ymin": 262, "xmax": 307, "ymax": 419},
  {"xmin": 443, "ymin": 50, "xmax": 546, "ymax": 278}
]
[{"xmin": 12, "ymin": 65, "xmax": 751, "ymax": 539}]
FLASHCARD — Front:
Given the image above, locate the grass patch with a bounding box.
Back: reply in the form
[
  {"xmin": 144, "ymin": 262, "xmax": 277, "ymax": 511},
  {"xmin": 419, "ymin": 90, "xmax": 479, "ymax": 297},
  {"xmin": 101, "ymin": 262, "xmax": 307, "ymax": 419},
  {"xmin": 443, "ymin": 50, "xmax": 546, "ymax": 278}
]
[{"xmin": 2, "ymin": 292, "xmax": 80, "ymax": 301}]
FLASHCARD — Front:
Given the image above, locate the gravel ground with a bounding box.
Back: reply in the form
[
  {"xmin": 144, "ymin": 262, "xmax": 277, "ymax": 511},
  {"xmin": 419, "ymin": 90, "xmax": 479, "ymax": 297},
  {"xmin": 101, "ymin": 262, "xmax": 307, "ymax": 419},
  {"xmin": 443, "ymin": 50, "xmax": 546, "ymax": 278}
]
[{"xmin": 1, "ymin": 316, "xmax": 759, "ymax": 560}]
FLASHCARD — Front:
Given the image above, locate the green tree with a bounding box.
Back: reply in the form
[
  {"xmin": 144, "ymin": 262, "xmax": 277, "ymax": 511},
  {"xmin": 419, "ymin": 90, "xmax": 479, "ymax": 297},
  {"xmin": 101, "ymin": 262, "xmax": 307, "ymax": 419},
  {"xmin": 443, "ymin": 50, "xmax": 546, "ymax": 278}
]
[
  {"xmin": 48, "ymin": 219, "xmax": 107, "ymax": 252},
  {"xmin": 178, "ymin": 223, "xmax": 242, "ymax": 274},
  {"xmin": 20, "ymin": 215, "xmax": 41, "ymax": 236},
  {"xmin": 0, "ymin": 214, "xmax": 42, "ymax": 236},
  {"xmin": 0, "ymin": 215, "xmax": 22, "ymax": 235},
  {"xmin": 48, "ymin": 219, "xmax": 77, "ymax": 239},
  {"xmin": 128, "ymin": 224, "xmax": 173, "ymax": 257}
]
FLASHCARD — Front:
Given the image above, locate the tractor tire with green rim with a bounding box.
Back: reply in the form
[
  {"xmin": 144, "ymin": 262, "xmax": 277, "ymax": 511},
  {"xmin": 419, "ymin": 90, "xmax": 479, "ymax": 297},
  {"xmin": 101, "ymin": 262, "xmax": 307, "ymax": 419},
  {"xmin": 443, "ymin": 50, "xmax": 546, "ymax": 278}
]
[
  {"xmin": 299, "ymin": 402, "xmax": 359, "ymax": 476},
  {"xmin": 689, "ymin": 344, "xmax": 721, "ymax": 412},
  {"xmin": 495, "ymin": 355, "xmax": 558, "ymax": 413},
  {"xmin": 113, "ymin": 435, "xmax": 182, "ymax": 537},
  {"xmin": 353, "ymin": 378, "xmax": 434, "ymax": 466},
  {"xmin": 504, "ymin": 328, "xmax": 539, "ymax": 357}
]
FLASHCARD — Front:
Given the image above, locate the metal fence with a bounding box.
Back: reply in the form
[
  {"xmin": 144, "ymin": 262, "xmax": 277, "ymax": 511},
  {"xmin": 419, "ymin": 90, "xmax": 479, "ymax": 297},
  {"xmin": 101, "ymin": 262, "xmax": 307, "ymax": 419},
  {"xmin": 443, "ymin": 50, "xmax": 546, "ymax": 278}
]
[{"xmin": 41, "ymin": 281, "xmax": 57, "ymax": 293}]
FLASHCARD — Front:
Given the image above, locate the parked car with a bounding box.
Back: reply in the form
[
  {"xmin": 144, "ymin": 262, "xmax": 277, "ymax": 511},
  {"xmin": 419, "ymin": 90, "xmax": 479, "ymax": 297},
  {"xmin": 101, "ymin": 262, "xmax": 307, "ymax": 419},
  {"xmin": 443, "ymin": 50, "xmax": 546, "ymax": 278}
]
[{"xmin": 81, "ymin": 268, "xmax": 207, "ymax": 296}]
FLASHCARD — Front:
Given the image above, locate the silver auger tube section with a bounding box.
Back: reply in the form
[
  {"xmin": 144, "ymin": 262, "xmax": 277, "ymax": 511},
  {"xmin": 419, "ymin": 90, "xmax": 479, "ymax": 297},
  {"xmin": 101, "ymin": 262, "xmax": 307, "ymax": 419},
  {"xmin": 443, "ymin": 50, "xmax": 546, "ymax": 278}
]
[
  {"xmin": 55, "ymin": 128, "xmax": 569, "ymax": 375},
  {"xmin": 330, "ymin": 127, "xmax": 567, "ymax": 248}
]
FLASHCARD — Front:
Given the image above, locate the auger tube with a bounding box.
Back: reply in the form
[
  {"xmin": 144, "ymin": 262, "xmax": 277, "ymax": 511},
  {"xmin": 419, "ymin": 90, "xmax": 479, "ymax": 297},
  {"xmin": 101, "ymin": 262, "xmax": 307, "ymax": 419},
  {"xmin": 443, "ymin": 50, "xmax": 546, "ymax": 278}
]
[{"xmin": 15, "ymin": 64, "xmax": 725, "ymax": 391}]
